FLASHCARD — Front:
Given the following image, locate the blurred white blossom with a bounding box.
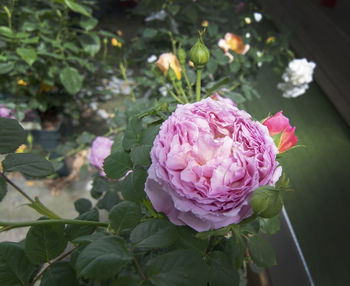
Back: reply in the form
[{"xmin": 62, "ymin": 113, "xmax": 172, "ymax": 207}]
[
  {"xmin": 254, "ymin": 12, "xmax": 263, "ymax": 22},
  {"xmin": 245, "ymin": 32, "xmax": 251, "ymax": 38},
  {"xmin": 147, "ymin": 55, "xmax": 157, "ymax": 63},
  {"xmin": 145, "ymin": 10, "xmax": 167, "ymax": 22},
  {"xmin": 97, "ymin": 109, "xmax": 109, "ymax": 120}
]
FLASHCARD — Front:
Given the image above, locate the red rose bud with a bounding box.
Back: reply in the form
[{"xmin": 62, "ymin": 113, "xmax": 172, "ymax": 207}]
[{"xmin": 263, "ymin": 111, "xmax": 298, "ymax": 153}]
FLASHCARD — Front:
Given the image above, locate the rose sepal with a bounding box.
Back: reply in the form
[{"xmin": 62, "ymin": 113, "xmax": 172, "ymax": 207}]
[{"xmin": 250, "ymin": 186, "xmax": 283, "ymax": 218}]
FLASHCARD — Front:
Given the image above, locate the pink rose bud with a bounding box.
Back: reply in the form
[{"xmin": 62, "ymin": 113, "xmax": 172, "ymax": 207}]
[
  {"xmin": 263, "ymin": 111, "xmax": 298, "ymax": 153},
  {"xmin": 278, "ymin": 126, "xmax": 298, "ymax": 153},
  {"xmin": 145, "ymin": 96, "xmax": 281, "ymax": 232},
  {"xmin": 89, "ymin": 137, "xmax": 113, "ymax": 177}
]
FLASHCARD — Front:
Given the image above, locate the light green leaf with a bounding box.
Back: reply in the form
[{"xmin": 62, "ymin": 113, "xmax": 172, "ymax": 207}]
[
  {"xmin": 109, "ymin": 201, "xmax": 142, "ymax": 233},
  {"xmin": 103, "ymin": 151, "xmax": 132, "ymax": 180},
  {"xmin": 2, "ymin": 153, "xmax": 54, "ymax": 177},
  {"xmin": 0, "ymin": 242, "xmax": 36, "ymax": 286},
  {"xmin": 78, "ymin": 33, "xmax": 101, "ymax": 56},
  {"xmin": 40, "ymin": 261, "xmax": 78, "ymax": 286},
  {"xmin": 259, "ymin": 215, "xmax": 280, "ymax": 235},
  {"xmin": 146, "ymin": 249, "xmax": 209, "ymax": 286},
  {"xmin": 24, "ymin": 221, "xmax": 67, "ymax": 264},
  {"xmin": 0, "ymin": 118, "xmax": 26, "ymax": 154},
  {"xmin": 59, "ymin": 66, "xmax": 83, "ymax": 95},
  {"xmin": 0, "ymin": 26, "xmax": 13, "ymax": 37},
  {"xmin": 247, "ymin": 235, "xmax": 276, "ymax": 267},
  {"xmin": 16, "ymin": 48, "xmax": 37, "ymax": 66},
  {"xmin": 75, "ymin": 236, "xmax": 132, "ymax": 280},
  {"xmin": 80, "ymin": 16, "xmax": 98, "ymax": 31},
  {"xmin": 130, "ymin": 218, "xmax": 177, "ymax": 249},
  {"xmin": 63, "ymin": 0, "xmax": 91, "ymax": 17}
]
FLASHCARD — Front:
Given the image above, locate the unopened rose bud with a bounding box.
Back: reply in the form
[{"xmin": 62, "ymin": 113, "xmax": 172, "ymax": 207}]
[
  {"xmin": 189, "ymin": 36, "xmax": 210, "ymax": 69},
  {"xmin": 201, "ymin": 20, "xmax": 209, "ymax": 27},
  {"xmin": 177, "ymin": 48, "xmax": 186, "ymax": 65},
  {"xmin": 250, "ymin": 186, "xmax": 283, "ymax": 218},
  {"xmin": 167, "ymin": 68, "xmax": 177, "ymax": 82}
]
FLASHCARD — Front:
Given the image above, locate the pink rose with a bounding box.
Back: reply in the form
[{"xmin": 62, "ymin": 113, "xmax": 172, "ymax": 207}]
[
  {"xmin": 145, "ymin": 96, "xmax": 281, "ymax": 232},
  {"xmin": 263, "ymin": 111, "xmax": 298, "ymax": 153},
  {"xmin": 89, "ymin": 137, "xmax": 113, "ymax": 177},
  {"xmin": 0, "ymin": 105, "xmax": 13, "ymax": 118}
]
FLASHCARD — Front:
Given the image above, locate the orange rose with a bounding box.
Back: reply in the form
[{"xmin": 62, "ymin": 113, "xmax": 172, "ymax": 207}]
[
  {"xmin": 218, "ymin": 33, "xmax": 250, "ymax": 62},
  {"xmin": 156, "ymin": 53, "xmax": 182, "ymax": 80}
]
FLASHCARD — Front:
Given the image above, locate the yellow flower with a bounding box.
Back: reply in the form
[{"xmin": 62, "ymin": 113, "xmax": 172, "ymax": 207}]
[
  {"xmin": 201, "ymin": 20, "xmax": 209, "ymax": 27},
  {"xmin": 17, "ymin": 79, "xmax": 28, "ymax": 86},
  {"xmin": 111, "ymin": 38, "xmax": 122, "ymax": 48},
  {"xmin": 266, "ymin": 36, "xmax": 276, "ymax": 44},
  {"xmin": 16, "ymin": 144, "xmax": 27, "ymax": 153},
  {"xmin": 117, "ymin": 30, "xmax": 123, "ymax": 36},
  {"xmin": 156, "ymin": 52, "xmax": 182, "ymax": 80},
  {"xmin": 218, "ymin": 33, "xmax": 250, "ymax": 62},
  {"xmin": 244, "ymin": 17, "xmax": 252, "ymax": 24}
]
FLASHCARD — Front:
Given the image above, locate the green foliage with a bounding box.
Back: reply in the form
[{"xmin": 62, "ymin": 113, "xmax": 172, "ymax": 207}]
[
  {"xmin": 250, "ymin": 186, "xmax": 283, "ymax": 218},
  {"xmin": 120, "ymin": 169, "xmax": 148, "ymax": 203},
  {"xmin": 208, "ymin": 251, "xmax": 239, "ymax": 286},
  {"xmin": 247, "ymin": 235, "xmax": 276, "ymax": 267},
  {"xmin": 74, "ymin": 198, "xmax": 93, "ymax": 214},
  {"xmin": 0, "ymin": 118, "xmax": 26, "ymax": 154},
  {"xmin": 109, "ymin": 201, "xmax": 142, "ymax": 233},
  {"xmin": 0, "ymin": 177, "xmax": 7, "ymax": 202},
  {"xmin": 59, "ymin": 67, "xmax": 83, "ymax": 95},
  {"xmin": 103, "ymin": 151, "xmax": 132, "ymax": 179},
  {"xmin": 40, "ymin": 261, "xmax": 79, "ymax": 286},
  {"xmin": 65, "ymin": 209, "xmax": 99, "ymax": 241}
]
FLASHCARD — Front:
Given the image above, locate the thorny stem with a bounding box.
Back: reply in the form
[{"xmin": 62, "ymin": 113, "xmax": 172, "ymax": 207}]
[
  {"xmin": 196, "ymin": 69, "xmax": 202, "ymax": 102},
  {"xmin": 0, "ymin": 171, "xmax": 34, "ymax": 203},
  {"xmin": 30, "ymin": 247, "xmax": 77, "ymax": 286}
]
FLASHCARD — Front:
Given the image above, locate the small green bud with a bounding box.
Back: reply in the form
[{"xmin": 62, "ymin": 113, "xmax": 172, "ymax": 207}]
[
  {"xmin": 189, "ymin": 36, "xmax": 210, "ymax": 69},
  {"xmin": 103, "ymin": 37, "xmax": 108, "ymax": 44},
  {"xmin": 177, "ymin": 48, "xmax": 186, "ymax": 65},
  {"xmin": 167, "ymin": 68, "xmax": 177, "ymax": 82},
  {"xmin": 250, "ymin": 186, "xmax": 283, "ymax": 218}
]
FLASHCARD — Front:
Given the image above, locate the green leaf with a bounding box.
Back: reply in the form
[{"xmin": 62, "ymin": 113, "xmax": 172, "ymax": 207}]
[
  {"xmin": 103, "ymin": 151, "xmax": 132, "ymax": 180},
  {"xmin": 80, "ymin": 16, "xmax": 98, "ymax": 31},
  {"xmin": 123, "ymin": 117, "xmax": 142, "ymax": 151},
  {"xmin": 130, "ymin": 218, "xmax": 177, "ymax": 249},
  {"xmin": 141, "ymin": 124, "xmax": 160, "ymax": 145},
  {"xmin": 63, "ymin": 0, "xmax": 91, "ymax": 16},
  {"xmin": 16, "ymin": 48, "xmax": 37, "ymax": 66},
  {"xmin": 40, "ymin": 261, "xmax": 79, "ymax": 286},
  {"xmin": 142, "ymin": 28, "xmax": 157, "ymax": 38},
  {"xmin": 65, "ymin": 209, "xmax": 99, "ymax": 241},
  {"xmin": 259, "ymin": 215, "xmax": 280, "ymax": 235},
  {"xmin": 120, "ymin": 169, "xmax": 147, "ymax": 203},
  {"xmin": 2, "ymin": 153, "xmax": 54, "ymax": 177},
  {"xmin": 0, "ymin": 62, "xmax": 14, "ymax": 74},
  {"xmin": 224, "ymin": 229, "xmax": 246, "ymax": 268},
  {"xmin": 204, "ymin": 76, "xmax": 230, "ymax": 95},
  {"xmin": 0, "ymin": 26, "xmax": 13, "ymax": 37},
  {"xmin": 78, "ymin": 33, "xmax": 101, "ymax": 56},
  {"xmin": 224, "ymin": 91, "xmax": 245, "ymax": 104},
  {"xmin": 247, "ymin": 235, "xmax": 276, "ymax": 267},
  {"xmin": 146, "ymin": 249, "xmax": 209, "ymax": 286},
  {"xmin": 0, "ymin": 242, "xmax": 36, "ymax": 286},
  {"xmin": 59, "ymin": 66, "xmax": 83, "ymax": 95},
  {"xmin": 24, "ymin": 221, "xmax": 67, "ymax": 264},
  {"xmin": 110, "ymin": 274, "xmax": 142, "ymax": 286},
  {"xmin": 0, "ymin": 118, "xmax": 26, "ymax": 154},
  {"xmin": 97, "ymin": 189, "xmax": 120, "ymax": 211},
  {"xmin": 250, "ymin": 186, "xmax": 283, "ymax": 218},
  {"xmin": 174, "ymin": 226, "xmax": 209, "ymax": 253},
  {"xmin": 74, "ymin": 198, "xmax": 92, "ymax": 214},
  {"xmin": 0, "ymin": 176, "xmax": 7, "ymax": 202},
  {"xmin": 72, "ymin": 231, "xmax": 109, "ymax": 245},
  {"xmin": 75, "ymin": 236, "xmax": 132, "ymax": 280},
  {"xmin": 109, "ymin": 201, "xmax": 142, "ymax": 233},
  {"xmin": 76, "ymin": 131, "xmax": 95, "ymax": 145},
  {"xmin": 90, "ymin": 174, "xmax": 116, "ymax": 199},
  {"xmin": 130, "ymin": 145, "xmax": 151, "ymax": 167},
  {"xmin": 208, "ymin": 251, "xmax": 239, "ymax": 286}
]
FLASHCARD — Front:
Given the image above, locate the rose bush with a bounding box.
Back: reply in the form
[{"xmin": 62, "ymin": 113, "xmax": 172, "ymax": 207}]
[{"xmin": 145, "ymin": 96, "xmax": 282, "ymax": 231}]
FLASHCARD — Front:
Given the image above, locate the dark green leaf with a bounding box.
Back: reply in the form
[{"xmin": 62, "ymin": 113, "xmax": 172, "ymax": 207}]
[
  {"xmin": 0, "ymin": 62, "xmax": 14, "ymax": 74},
  {"xmin": 208, "ymin": 251, "xmax": 239, "ymax": 286},
  {"xmin": 130, "ymin": 218, "xmax": 177, "ymax": 249},
  {"xmin": 146, "ymin": 249, "xmax": 209, "ymax": 286},
  {"xmin": 103, "ymin": 151, "xmax": 132, "ymax": 180},
  {"xmin": 109, "ymin": 201, "xmax": 142, "ymax": 233},
  {"xmin": 0, "ymin": 176, "xmax": 7, "ymax": 202},
  {"xmin": 141, "ymin": 124, "xmax": 160, "ymax": 145},
  {"xmin": 123, "ymin": 117, "xmax": 142, "ymax": 151},
  {"xmin": 224, "ymin": 229, "xmax": 246, "ymax": 268},
  {"xmin": 143, "ymin": 28, "xmax": 157, "ymax": 38},
  {"xmin": 74, "ymin": 198, "xmax": 92, "ymax": 214},
  {"xmin": 111, "ymin": 135, "xmax": 124, "ymax": 153},
  {"xmin": 59, "ymin": 66, "xmax": 83, "ymax": 95},
  {"xmin": 2, "ymin": 153, "xmax": 54, "ymax": 178},
  {"xmin": 72, "ymin": 231, "xmax": 109, "ymax": 245},
  {"xmin": 90, "ymin": 174, "xmax": 114, "ymax": 199},
  {"xmin": 63, "ymin": 0, "xmax": 91, "ymax": 16},
  {"xmin": 78, "ymin": 33, "xmax": 101, "ymax": 56},
  {"xmin": 259, "ymin": 215, "xmax": 280, "ymax": 235},
  {"xmin": 80, "ymin": 16, "xmax": 98, "ymax": 31},
  {"xmin": 24, "ymin": 222, "xmax": 67, "ymax": 264},
  {"xmin": 97, "ymin": 189, "xmax": 120, "ymax": 211},
  {"xmin": 240, "ymin": 220, "xmax": 260, "ymax": 234},
  {"xmin": 0, "ymin": 242, "xmax": 36, "ymax": 286},
  {"xmin": 120, "ymin": 169, "xmax": 147, "ymax": 203},
  {"xmin": 130, "ymin": 145, "xmax": 151, "ymax": 167},
  {"xmin": 174, "ymin": 226, "xmax": 208, "ymax": 253},
  {"xmin": 16, "ymin": 48, "xmax": 37, "ymax": 66},
  {"xmin": 40, "ymin": 261, "xmax": 78, "ymax": 286},
  {"xmin": 110, "ymin": 274, "xmax": 142, "ymax": 286},
  {"xmin": 250, "ymin": 186, "xmax": 283, "ymax": 218},
  {"xmin": 65, "ymin": 209, "xmax": 99, "ymax": 241},
  {"xmin": 75, "ymin": 236, "xmax": 132, "ymax": 280},
  {"xmin": 0, "ymin": 118, "xmax": 26, "ymax": 154},
  {"xmin": 247, "ymin": 235, "xmax": 276, "ymax": 267},
  {"xmin": 205, "ymin": 76, "xmax": 230, "ymax": 95}
]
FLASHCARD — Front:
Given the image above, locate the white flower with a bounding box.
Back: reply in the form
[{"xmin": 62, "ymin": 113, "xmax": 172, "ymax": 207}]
[
  {"xmin": 145, "ymin": 10, "xmax": 167, "ymax": 22},
  {"xmin": 147, "ymin": 55, "xmax": 157, "ymax": 63},
  {"xmin": 257, "ymin": 50, "xmax": 263, "ymax": 57},
  {"xmin": 97, "ymin": 109, "xmax": 109, "ymax": 120},
  {"xmin": 254, "ymin": 12, "xmax": 263, "ymax": 22},
  {"xmin": 90, "ymin": 102, "xmax": 98, "ymax": 111},
  {"xmin": 278, "ymin": 82, "xmax": 309, "ymax": 98},
  {"xmin": 245, "ymin": 32, "xmax": 251, "ymax": 38},
  {"xmin": 282, "ymin": 58, "xmax": 316, "ymax": 85},
  {"xmin": 244, "ymin": 17, "xmax": 251, "ymax": 24},
  {"xmin": 257, "ymin": 62, "xmax": 263, "ymax": 68},
  {"xmin": 158, "ymin": 84, "xmax": 172, "ymax": 97}
]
